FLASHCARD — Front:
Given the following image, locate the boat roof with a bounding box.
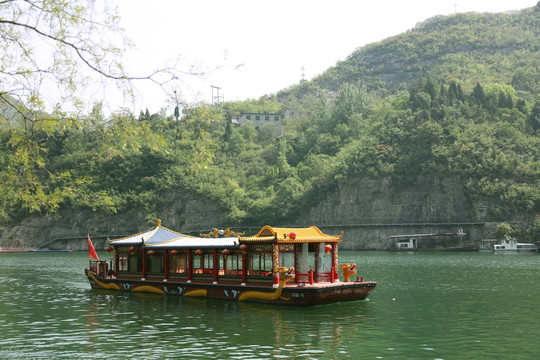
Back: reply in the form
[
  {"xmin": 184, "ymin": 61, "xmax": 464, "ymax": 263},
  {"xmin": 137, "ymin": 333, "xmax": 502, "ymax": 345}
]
[
  {"xmin": 146, "ymin": 236, "xmax": 239, "ymax": 249},
  {"xmin": 108, "ymin": 220, "xmax": 239, "ymax": 248},
  {"xmin": 240, "ymin": 225, "xmax": 342, "ymax": 243}
]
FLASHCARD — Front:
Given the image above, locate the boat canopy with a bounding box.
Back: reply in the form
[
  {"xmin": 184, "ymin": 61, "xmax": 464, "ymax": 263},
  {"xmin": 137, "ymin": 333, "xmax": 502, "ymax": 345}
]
[
  {"xmin": 240, "ymin": 225, "xmax": 342, "ymax": 243},
  {"xmin": 145, "ymin": 236, "xmax": 239, "ymax": 249},
  {"xmin": 108, "ymin": 220, "xmax": 239, "ymax": 249}
]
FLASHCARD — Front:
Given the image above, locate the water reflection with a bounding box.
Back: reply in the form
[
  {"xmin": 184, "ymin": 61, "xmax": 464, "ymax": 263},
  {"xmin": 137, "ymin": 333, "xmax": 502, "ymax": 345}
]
[
  {"xmin": 75, "ymin": 288, "xmax": 377, "ymax": 359},
  {"xmin": 1, "ymin": 251, "xmax": 540, "ymax": 359}
]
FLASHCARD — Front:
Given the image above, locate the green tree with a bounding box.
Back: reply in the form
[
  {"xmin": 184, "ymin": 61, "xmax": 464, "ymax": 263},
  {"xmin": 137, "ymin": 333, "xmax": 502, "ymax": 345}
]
[
  {"xmin": 471, "ymin": 83, "xmax": 486, "ymax": 105},
  {"xmin": 495, "ymin": 222, "xmax": 512, "ymax": 239},
  {"xmin": 0, "ymin": 0, "xmax": 189, "ymax": 220},
  {"xmin": 528, "ymin": 102, "xmax": 540, "ymax": 133}
]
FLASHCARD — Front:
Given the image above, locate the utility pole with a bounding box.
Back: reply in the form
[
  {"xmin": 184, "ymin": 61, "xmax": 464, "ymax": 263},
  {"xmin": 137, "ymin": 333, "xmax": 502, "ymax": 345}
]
[
  {"xmin": 173, "ymin": 90, "xmax": 180, "ymax": 121},
  {"xmin": 300, "ymin": 66, "xmax": 306, "ymax": 82}
]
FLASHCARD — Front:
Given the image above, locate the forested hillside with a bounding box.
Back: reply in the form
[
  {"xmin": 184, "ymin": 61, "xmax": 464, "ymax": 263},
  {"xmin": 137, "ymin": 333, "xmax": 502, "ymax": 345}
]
[
  {"xmin": 1, "ymin": 4, "xmax": 539, "ymax": 240},
  {"xmin": 280, "ymin": 5, "xmax": 539, "ymax": 97}
]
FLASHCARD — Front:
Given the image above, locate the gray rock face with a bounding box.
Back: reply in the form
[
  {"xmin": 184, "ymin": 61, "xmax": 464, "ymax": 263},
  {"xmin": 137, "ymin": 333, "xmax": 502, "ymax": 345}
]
[{"xmin": 0, "ymin": 176, "xmax": 531, "ymax": 250}]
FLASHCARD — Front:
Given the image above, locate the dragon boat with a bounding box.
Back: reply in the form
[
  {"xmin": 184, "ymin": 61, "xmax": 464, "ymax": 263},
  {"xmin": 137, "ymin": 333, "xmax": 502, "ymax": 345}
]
[{"xmin": 85, "ymin": 220, "xmax": 376, "ymax": 305}]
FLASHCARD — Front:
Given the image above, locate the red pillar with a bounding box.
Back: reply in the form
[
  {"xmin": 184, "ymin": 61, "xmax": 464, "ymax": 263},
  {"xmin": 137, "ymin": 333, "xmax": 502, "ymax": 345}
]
[
  {"xmin": 241, "ymin": 251, "xmax": 247, "ymax": 284},
  {"xmin": 187, "ymin": 250, "xmax": 192, "ymax": 282},
  {"xmin": 142, "ymin": 248, "xmax": 147, "ymax": 280},
  {"xmin": 114, "ymin": 246, "xmax": 119, "ymax": 276},
  {"xmin": 294, "ymin": 244, "xmax": 299, "ymax": 284},
  {"xmin": 213, "ymin": 249, "xmax": 218, "ymax": 283},
  {"xmin": 163, "ymin": 249, "xmax": 168, "ymax": 281}
]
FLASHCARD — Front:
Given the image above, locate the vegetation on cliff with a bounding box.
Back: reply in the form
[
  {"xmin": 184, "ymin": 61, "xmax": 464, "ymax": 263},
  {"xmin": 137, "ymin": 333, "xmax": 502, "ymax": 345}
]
[{"xmin": 1, "ymin": 3, "xmax": 539, "ymax": 238}]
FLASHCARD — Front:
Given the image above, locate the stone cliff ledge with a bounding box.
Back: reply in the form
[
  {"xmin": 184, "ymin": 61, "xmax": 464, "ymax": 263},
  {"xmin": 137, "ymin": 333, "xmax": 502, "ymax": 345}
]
[{"xmin": 0, "ymin": 176, "xmax": 533, "ymax": 250}]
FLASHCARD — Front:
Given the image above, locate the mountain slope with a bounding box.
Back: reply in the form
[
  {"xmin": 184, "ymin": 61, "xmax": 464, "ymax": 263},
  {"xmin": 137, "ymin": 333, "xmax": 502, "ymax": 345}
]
[{"xmin": 280, "ymin": 5, "xmax": 539, "ymax": 98}]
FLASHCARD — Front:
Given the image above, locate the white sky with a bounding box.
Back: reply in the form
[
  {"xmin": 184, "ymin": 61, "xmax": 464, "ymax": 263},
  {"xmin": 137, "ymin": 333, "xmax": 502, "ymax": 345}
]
[{"xmin": 112, "ymin": 0, "xmax": 537, "ymax": 114}]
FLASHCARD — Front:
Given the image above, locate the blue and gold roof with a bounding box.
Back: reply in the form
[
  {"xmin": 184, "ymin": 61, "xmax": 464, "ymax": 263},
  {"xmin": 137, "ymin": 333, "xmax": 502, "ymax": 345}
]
[{"xmin": 108, "ymin": 219, "xmax": 239, "ymax": 248}]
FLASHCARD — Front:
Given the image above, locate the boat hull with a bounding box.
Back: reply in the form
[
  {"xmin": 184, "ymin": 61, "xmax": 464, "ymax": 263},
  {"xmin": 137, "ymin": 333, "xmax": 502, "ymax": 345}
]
[
  {"xmin": 493, "ymin": 249, "xmax": 536, "ymax": 253},
  {"xmin": 85, "ymin": 269, "xmax": 376, "ymax": 306}
]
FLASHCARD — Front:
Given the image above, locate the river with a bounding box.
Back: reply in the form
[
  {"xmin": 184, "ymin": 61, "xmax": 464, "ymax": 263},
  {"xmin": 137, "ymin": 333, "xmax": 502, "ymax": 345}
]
[{"xmin": 0, "ymin": 251, "xmax": 538, "ymax": 359}]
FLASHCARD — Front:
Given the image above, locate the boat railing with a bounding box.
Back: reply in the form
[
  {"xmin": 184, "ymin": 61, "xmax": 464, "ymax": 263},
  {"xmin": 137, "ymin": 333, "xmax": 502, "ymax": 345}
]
[
  {"xmin": 296, "ymin": 269, "xmax": 314, "ymax": 285},
  {"xmin": 295, "ymin": 267, "xmax": 340, "ymax": 284},
  {"xmin": 318, "ymin": 267, "xmax": 339, "ymax": 283},
  {"xmin": 89, "ymin": 259, "xmax": 112, "ymax": 277}
]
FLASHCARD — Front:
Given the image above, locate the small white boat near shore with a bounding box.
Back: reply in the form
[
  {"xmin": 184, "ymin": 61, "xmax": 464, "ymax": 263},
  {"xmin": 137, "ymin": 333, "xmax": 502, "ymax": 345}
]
[{"xmin": 493, "ymin": 236, "xmax": 537, "ymax": 253}]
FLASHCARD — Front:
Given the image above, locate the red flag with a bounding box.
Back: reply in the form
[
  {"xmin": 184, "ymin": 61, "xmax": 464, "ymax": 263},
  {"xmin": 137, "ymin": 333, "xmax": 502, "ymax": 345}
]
[{"xmin": 88, "ymin": 234, "xmax": 99, "ymax": 260}]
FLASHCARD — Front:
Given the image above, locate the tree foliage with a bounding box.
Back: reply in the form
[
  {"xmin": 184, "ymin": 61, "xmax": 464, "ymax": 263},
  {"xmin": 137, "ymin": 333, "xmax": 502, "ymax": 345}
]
[
  {"xmin": 0, "ymin": 0, "xmax": 198, "ymax": 224},
  {"xmin": 0, "ymin": 4, "xmax": 539, "ymax": 238}
]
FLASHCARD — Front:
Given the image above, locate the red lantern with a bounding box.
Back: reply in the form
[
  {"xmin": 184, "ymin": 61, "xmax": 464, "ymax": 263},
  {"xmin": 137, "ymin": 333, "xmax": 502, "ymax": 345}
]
[
  {"xmin": 170, "ymin": 249, "xmax": 178, "ymax": 256},
  {"xmin": 239, "ymin": 244, "xmax": 248, "ymax": 254},
  {"xmin": 128, "ymin": 246, "xmax": 135, "ymax": 254},
  {"xmin": 289, "ymin": 232, "xmax": 296, "ymax": 240},
  {"xmin": 222, "ymin": 249, "xmax": 230, "ymax": 257},
  {"xmin": 105, "ymin": 246, "xmax": 113, "ymax": 253},
  {"xmin": 147, "ymin": 250, "xmax": 155, "ymax": 256},
  {"xmin": 195, "ymin": 249, "xmax": 202, "ymax": 256},
  {"xmin": 325, "ymin": 244, "xmax": 332, "ymax": 255}
]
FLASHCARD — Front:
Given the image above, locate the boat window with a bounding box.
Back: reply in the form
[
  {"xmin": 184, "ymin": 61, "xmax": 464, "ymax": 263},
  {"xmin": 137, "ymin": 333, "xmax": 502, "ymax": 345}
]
[
  {"xmin": 192, "ymin": 251, "xmax": 214, "ymax": 275},
  {"xmin": 225, "ymin": 253, "xmax": 241, "ymax": 275},
  {"xmin": 147, "ymin": 251, "xmax": 164, "ymax": 274},
  {"xmin": 192, "ymin": 252, "xmax": 203, "ymax": 274},
  {"xmin": 118, "ymin": 251, "xmax": 128, "ymax": 271},
  {"xmin": 248, "ymin": 253, "xmax": 272, "ymax": 276},
  {"xmin": 116, "ymin": 246, "xmax": 141, "ymax": 273},
  {"xmin": 128, "ymin": 249, "xmax": 142, "ymax": 273},
  {"xmin": 168, "ymin": 252, "xmax": 187, "ymax": 274},
  {"xmin": 204, "ymin": 253, "xmax": 213, "ymax": 269}
]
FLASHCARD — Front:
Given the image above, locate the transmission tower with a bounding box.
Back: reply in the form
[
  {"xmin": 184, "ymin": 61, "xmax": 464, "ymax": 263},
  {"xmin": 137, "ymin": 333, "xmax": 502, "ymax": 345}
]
[{"xmin": 211, "ymin": 85, "xmax": 224, "ymax": 105}]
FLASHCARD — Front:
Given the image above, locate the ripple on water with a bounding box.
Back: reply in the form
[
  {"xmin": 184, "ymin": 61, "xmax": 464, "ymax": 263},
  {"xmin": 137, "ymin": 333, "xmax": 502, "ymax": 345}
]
[{"xmin": 1, "ymin": 252, "xmax": 540, "ymax": 359}]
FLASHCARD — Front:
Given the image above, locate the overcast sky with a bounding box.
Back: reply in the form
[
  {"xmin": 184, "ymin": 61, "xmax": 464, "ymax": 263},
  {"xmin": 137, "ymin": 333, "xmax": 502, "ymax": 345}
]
[{"xmin": 114, "ymin": 0, "xmax": 537, "ymax": 114}]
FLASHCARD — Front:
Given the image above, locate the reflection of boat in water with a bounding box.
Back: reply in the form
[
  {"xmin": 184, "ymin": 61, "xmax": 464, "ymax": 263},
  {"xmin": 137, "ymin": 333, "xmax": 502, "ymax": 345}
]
[
  {"xmin": 85, "ymin": 220, "xmax": 376, "ymax": 305},
  {"xmin": 493, "ymin": 236, "xmax": 537, "ymax": 253}
]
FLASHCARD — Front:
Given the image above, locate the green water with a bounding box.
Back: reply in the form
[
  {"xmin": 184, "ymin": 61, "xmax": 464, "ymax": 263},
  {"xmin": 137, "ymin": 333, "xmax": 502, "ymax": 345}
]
[{"xmin": 0, "ymin": 251, "xmax": 539, "ymax": 359}]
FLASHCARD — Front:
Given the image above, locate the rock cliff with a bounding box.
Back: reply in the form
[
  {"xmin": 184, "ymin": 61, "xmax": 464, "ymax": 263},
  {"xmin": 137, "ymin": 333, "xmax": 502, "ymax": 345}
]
[{"xmin": 0, "ymin": 176, "xmax": 532, "ymax": 250}]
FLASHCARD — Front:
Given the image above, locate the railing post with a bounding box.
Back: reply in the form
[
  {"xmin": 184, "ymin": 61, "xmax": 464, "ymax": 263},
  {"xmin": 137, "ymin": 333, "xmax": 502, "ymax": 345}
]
[
  {"xmin": 309, "ymin": 268, "xmax": 314, "ymax": 285},
  {"xmin": 330, "ymin": 267, "xmax": 335, "ymax": 283}
]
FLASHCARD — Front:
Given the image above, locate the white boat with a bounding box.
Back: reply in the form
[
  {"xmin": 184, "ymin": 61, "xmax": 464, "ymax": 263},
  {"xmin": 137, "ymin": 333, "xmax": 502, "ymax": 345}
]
[{"xmin": 493, "ymin": 236, "xmax": 537, "ymax": 253}]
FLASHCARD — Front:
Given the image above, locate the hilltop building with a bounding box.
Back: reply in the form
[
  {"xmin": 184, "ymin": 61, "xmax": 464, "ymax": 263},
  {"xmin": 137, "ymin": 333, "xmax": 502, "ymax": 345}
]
[{"xmin": 237, "ymin": 113, "xmax": 282, "ymax": 128}]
